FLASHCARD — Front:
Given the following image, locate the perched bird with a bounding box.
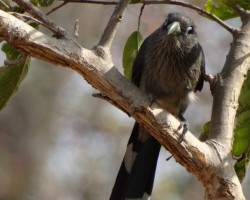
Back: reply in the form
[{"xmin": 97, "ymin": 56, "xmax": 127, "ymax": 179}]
[{"xmin": 110, "ymin": 12, "xmax": 205, "ymax": 200}]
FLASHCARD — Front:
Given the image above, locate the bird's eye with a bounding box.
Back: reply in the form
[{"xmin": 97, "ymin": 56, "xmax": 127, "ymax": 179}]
[{"xmin": 186, "ymin": 26, "xmax": 193, "ymax": 34}]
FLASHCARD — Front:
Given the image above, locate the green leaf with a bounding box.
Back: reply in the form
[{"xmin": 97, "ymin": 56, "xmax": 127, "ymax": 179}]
[
  {"xmin": 205, "ymin": 0, "xmax": 250, "ymax": 20},
  {"xmin": 122, "ymin": 31, "xmax": 143, "ymax": 80},
  {"xmin": 236, "ymin": 110, "xmax": 250, "ymax": 127},
  {"xmin": 2, "ymin": 43, "xmax": 20, "ymax": 60},
  {"xmin": 233, "ymin": 126, "xmax": 250, "ymax": 157},
  {"xmin": 234, "ymin": 152, "xmax": 250, "ymax": 182},
  {"xmin": 2, "ymin": 0, "xmax": 10, "ymax": 5},
  {"xmin": 0, "ymin": 0, "xmax": 10, "ymax": 10},
  {"xmin": 199, "ymin": 121, "xmax": 210, "ymax": 141},
  {"xmin": 29, "ymin": 22, "xmax": 40, "ymax": 30},
  {"xmin": 238, "ymin": 72, "xmax": 250, "ymax": 112},
  {"xmin": 233, "ymin": 70, "xmax": 250, "ymax": 180},
  {"xmin": 11, "ymin": 5, "xmax": 24, "ymax": 13},
  {"xmin": 235, "ymin": 159, "xmax": 247, "ymax": 182},
  {"xmin": 0, "ymin": 43, "xmax": 30, "ymax": 111}
]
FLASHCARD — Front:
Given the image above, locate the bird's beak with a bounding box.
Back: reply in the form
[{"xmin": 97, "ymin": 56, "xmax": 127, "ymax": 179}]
[{"xmin": 167, "ymin": 21, "xmax": 181, "ymax": 35}]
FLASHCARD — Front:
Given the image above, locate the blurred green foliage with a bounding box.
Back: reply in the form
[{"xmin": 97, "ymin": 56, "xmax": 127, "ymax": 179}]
[
  {"xmin": 30, "ymin": 0, "xmax": 54, "ymax": 7},
  {"xmin": 205, "ymin": 0, "xmax": 250, "ymax": 20},
  {"xmin": 233, "ymin": 71, "xmax": 250, "ymax": 182}
]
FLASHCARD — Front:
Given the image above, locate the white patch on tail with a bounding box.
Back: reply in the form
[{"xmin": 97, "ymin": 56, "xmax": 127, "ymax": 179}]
[
  {"xmin": 124, "ymin": 143, "xmax": 137, "ymax": 173},
  {"xmin": 126, "ymin": 192, "xmax": 151, "ymax": 200}
]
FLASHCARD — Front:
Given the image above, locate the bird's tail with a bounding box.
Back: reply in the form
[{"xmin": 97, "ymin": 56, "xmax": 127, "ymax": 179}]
[{"xmin": 110, "ymin": 123, "xmax": 161, "ymax": 200}]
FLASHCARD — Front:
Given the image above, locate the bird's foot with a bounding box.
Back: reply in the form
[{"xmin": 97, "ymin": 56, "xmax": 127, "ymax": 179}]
[
  {"xmin": 177, "ymin": 121, "xmax": 189, "ymax": 143},
  {"xmin": 148, "ymin": 93, "xmax": 156, "ymax": 106}
]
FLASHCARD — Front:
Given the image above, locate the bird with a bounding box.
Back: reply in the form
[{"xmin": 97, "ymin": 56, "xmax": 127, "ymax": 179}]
[{"xmin": 109, "ymin": 12, "xmax": 205, "ymax": 200}]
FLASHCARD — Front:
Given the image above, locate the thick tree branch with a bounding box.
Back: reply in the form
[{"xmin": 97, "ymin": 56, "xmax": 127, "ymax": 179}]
[
  {"xmin": 0, "ymin": 7, "xmax": 249, "ymax": 199},
  {"xmin": 0, "ymin": 9, "xmax": 212, "ymax": 185},
  {"xmin": 204, "ymin": 9, "xmax": 250, "ymax": 200}
]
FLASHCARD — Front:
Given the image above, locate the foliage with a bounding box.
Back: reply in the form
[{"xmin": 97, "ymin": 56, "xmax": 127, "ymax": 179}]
[
  {"xmin": 122, "ymin": 31, "xmax": 143, "ymax": 80},
  {"xmin": 233, "ymin": 71, "xmax": 250, "ymax": 181},
  {"xmin": 122, "ymin": 0, "xmax": 250, "ymax": 182},
  {"xmin": 205, "ymin": 0, "xmax": 250, "ymax": 20},
  {"xmin": 199, "ymin": 71, "xmax": 250, "ymax": 182},
  {"xmin": 30, "ymin": 0, "xmax": 54, "ymax": 7},
  {"xmin": 0, "ymin": 1, "xmax": 39, "ymax": 111},
  {"xmin": 0, "ymin": 43, "xmax": 30, "ymax": 111}
]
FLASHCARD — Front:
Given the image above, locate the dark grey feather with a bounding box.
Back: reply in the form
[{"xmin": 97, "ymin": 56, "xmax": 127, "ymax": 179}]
[{"xmin": 110, "ymin": 12, "xmax": 205, "ymax": 200}]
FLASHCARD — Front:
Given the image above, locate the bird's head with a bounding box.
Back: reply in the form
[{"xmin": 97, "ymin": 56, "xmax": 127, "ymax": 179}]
[
  {"xmin": 160, "ymin": 12, "xmax": 198, "ymax": 50},
  {"xmin": 163, "ymin": 13, "xmax": 196, "ymax": 36}
]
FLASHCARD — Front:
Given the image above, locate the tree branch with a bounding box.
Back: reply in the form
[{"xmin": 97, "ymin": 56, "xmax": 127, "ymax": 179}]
[
  {"xmin": 97, "ymin": 0, "xmax": 131, "ymax": 49},
  {"xmin": 13, "ymin": 0, "xmax": 67, "ymax": 38},
  {"xmin": 204, "ymin": 7, "xmax": 250, "ymax": 200},
  {"xmin": 63, "ymin": 0, "xmax": 236, "ymax": 34},
  {"xmin": 0, "ymin": 9, "xmax": 211, "ymax": 183},
  {"xmin": 0, "ymin": 8, "xmax": 248, "ymax": 199},
  {"xmin": 46, "ymin": 1, "xmax": 68, "ymax": 15},
  {"xmin": 0, "ymin": 0, "xmax": 10, "ymax": 10}
]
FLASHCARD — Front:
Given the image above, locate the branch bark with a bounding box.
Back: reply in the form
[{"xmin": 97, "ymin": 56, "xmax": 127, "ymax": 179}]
[
  {"xmin": 0, "ymin": 10, "xmax": 210, "ymax": 175},
  {"xmin": 97, "ymin": 0, "xmax": 130, "ymax": 48},
  {"xmin": 13, "ymin": 0, "xmax": 67, "ymax": 38},
  {"xmin": 0, "ymin": 4, "xmax": 249, "ymax": 199},
  {"xmin": 204, "ymin": 9, "xmax": 250, "ymax": 199}
]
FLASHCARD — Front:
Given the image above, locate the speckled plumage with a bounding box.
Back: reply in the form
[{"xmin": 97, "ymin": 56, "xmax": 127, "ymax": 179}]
[
  {"xmin": 110, "ymin": 13, "xmax": 205, "ymax": 200},
  {"xmin": 133, "ymin": 12, "xmax": 205, "ymax": 116}
]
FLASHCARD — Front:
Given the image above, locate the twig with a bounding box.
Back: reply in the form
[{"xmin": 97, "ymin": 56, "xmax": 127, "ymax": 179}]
[
  {"xmin": 63, "ymin": 0, "xmax": 236, "ymax": 34},
  {"xmin": 63, "ymin": 0, "xmax": 117, "ymax": 5},
  {"xmin": 137, "ymin": 3, "xmax": 145, "ymax": 31},
  {"xmin": 97, "ymin": 0, "xmax": 131, "ymax": 48},
  {"xmin": 204, "ymin": 72, "xmax": 218, "ymax": 96},
  {"xmin": 0, "ymin": 0, "xmax": 10, "ymax": 10},
  {"xmin": 157, "ymin": 0, "xmax": 236, "ymax": 34},
  {"xmin": 46, "ymin": 1, "xmax": 68, "ymax": 15},
  {"xmin": 12, "ymin": 0, "xmax": 67, "ymax": 38},
  {"xmin": 235, "ymin": 5, "xmax": 250, "ymax": 22},
  {"xmin": 10, "ymin": 12, "xmax": 62, "ymax": 35}
]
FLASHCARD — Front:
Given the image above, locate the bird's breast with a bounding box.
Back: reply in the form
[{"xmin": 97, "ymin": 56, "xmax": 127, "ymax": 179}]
[{"xmin": 139, "ymin": 52, "xmax": 200, "ymax": 116}]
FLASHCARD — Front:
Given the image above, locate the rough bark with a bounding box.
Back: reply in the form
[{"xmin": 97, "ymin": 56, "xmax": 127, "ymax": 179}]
[{"xmin": 0, "ymin": 4, "xmax": 249, "ymax": 199}]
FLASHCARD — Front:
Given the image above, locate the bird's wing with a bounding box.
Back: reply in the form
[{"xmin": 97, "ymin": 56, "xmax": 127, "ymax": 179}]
[{"xmin": 195, "ymin": 43, "xmax": 206, "ymax": 92}]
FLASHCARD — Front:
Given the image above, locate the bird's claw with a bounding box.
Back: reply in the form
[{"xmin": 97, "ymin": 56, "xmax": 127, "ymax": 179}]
[
  {"xmin": 166, "ymin": 122, "xmax": 189, "ymax": 161},
  {"xmin": 148, "ymin": 93, "xmax": 156, "ymax": 106},
  {"xmin": 177, "ymin": 122, "xmax": 189, "ymax": 143}
]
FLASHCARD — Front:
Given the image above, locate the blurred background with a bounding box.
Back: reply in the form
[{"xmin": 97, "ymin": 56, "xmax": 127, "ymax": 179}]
[{"xmin": 0, "ymin": 0, "xmax": 249, "ymax": 199}]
